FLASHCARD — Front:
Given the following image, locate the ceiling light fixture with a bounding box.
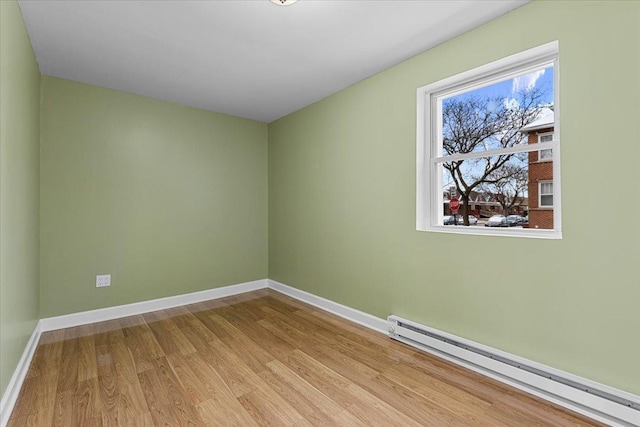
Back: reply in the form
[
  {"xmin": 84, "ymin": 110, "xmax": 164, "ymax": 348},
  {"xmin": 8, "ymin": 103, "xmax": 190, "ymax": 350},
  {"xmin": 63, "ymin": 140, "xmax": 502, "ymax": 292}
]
[{"xmin": 271, "ymin": 0, "xmax": 298, "ymax": 5}]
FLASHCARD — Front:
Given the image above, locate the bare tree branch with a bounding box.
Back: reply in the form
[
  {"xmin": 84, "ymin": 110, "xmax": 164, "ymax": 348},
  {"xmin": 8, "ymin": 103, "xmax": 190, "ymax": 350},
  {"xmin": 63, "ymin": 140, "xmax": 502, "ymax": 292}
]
[{"xmin": 442, "ymin": 87, "xmax": 549, "ymax": 225}]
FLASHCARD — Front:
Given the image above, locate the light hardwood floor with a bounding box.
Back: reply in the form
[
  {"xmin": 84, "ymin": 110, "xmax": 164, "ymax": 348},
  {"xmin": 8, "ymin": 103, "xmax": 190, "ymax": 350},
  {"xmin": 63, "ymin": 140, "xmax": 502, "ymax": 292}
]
[{"xmin": 9, "ymin": 289, "xmax": 605, "ymax": 426}]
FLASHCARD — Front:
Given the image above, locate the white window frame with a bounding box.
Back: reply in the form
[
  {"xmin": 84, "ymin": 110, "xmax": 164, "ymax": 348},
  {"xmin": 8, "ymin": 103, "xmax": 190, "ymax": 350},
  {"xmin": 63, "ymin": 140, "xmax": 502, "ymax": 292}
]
[
  {"xmin": 538, "ymin": 132, "xmax": 554, "ymax": 161},
  {"xmin": 416, "ymin": 41, "xmax": 561, "ymax": 239},
  {"xmin": 539, "ymin": 181, "xmax": 554, "ymax": 207}
]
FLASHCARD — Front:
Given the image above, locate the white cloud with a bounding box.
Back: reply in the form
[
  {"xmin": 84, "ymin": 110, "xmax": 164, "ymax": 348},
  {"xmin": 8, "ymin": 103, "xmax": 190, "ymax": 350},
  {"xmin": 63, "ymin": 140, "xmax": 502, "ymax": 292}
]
[
  {"xmin": 503, "ymin": 97, "xmax": 520, "ymax": 111},
  {"xmin": 512, "ymin": 69, "xmax": 545, "ymax": 93}
]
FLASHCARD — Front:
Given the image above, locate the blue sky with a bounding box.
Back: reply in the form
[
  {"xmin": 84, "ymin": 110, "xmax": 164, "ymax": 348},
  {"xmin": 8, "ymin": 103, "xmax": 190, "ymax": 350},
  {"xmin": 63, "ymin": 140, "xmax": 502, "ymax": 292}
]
[{"xmin": 446, "ymin": 65, "xmax": 554, "ymax": 105}]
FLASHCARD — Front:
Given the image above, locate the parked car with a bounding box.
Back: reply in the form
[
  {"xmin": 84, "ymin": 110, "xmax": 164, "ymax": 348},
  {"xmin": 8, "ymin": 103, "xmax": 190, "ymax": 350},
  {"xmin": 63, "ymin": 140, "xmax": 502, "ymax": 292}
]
[
  {"xmin": 457, "ymin": 215, "xmax": 478, "ymax": 225},
  {"xmin": 506, "ymin": 215, "xmax": 525, "ymax": 227},
  {"xmin": 443, "ymin": 215, "xmax": 457, "ymax": 225},
  {"xmin": 485, "ymin": 215, "xmax": 507, "ymax": 227}
]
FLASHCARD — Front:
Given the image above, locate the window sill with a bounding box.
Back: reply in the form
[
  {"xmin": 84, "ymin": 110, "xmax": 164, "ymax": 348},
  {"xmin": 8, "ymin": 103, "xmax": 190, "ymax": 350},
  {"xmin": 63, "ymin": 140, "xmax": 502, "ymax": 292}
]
[{"xmin": 419, "ymin": 225, "xmax": 562, "ymax": 239}]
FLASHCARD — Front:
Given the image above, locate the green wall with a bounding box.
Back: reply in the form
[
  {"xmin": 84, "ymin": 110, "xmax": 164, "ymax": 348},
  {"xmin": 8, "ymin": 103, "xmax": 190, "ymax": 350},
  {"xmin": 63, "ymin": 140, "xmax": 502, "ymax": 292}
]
[
  {"xmin": 3, "ymin": 0, "xmax": 638, "ymax": 403},
  {"xmin": 0, "ymin": 0, "xmax": 41, "ymax": 397},
  {"xmin": 40, "ymin": 77, "xmax": 268, "ymax": 317},
  {"xmin": 269, "ymin": 1, "xmax": 640, "ymax": 395}
]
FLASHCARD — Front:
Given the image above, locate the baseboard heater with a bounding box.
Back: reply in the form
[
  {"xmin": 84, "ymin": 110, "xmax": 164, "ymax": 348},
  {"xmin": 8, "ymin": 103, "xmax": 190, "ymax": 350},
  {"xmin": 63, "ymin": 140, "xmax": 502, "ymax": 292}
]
[{"xmin": 388, "ymin": 315, "xmax": 640, "ymax": 427}]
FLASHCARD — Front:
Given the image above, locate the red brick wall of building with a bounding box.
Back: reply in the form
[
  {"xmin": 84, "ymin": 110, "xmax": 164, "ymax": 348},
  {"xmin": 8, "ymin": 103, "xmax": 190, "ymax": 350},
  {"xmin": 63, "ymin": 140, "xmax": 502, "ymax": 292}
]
[
  {"xmin": 527, "ymin": 127, "xmax": 554, "ymax": 229},
  {"xmin": 529, "ymin": 209, "xmax": 554, "ymax": 229}
]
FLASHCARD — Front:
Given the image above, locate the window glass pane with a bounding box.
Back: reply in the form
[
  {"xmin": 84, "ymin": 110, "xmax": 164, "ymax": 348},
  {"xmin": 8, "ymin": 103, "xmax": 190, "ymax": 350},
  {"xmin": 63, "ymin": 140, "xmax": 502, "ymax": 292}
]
[
  {"xmin": 540, "ymin": 148, "xmax": 553, "ymax": 159},
  {"xmin": 540, "ymin": 182, "xmax": 553, "ymax": 194},
  {"xmin": 539, "ymin": 134, "xmax": 553, "ymax": 143},
  {"xmin": 439, "ymin": 66, "xmax": 554, "ymax": 157},
  {"xmin": 439, "ymin": 154, "xmax": 529, "ymax": 227},
  {"xmin": 540, "ymin": 182, "xmax": 553, "ymax": 207}
]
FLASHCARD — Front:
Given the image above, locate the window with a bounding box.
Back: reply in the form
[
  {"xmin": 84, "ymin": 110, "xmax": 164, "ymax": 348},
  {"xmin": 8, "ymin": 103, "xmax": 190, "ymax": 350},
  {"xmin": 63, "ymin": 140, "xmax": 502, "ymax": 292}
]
[
  {"xmin": 417, "ymin": 41, "xmax": 561, "ymax": 238},
  {"xmin": 539, "ymin": 133, "xmax": 553, "ymax": 160},
  {"xmin": 539, "ymin": 181, "xmax": 553, "ymax": 207}
]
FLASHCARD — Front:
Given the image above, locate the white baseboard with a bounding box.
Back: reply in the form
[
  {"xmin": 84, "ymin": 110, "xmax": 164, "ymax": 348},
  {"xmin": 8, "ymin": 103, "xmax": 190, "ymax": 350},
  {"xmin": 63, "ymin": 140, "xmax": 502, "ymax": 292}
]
[
  {"xmin": 6, "ymin": 278, "xmax": 638, "ymax": 427},
  {"xmin": 267, "ymin": 279, "xmax": 388, "ymax": 334},
  {"xmin": 0, "ymin": 321, "xmax": 41, "ymax": 427},
  {"xmin": 39, "ymin": 279, "xmax": 268, "ymax": 332}
]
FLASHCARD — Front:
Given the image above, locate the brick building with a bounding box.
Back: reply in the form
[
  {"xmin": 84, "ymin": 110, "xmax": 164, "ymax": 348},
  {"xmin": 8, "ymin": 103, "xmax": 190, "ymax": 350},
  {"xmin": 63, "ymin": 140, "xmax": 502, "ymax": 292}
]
[{"xmin": 521, "ymin": 108, "xmax": 554, "ymax": 229}]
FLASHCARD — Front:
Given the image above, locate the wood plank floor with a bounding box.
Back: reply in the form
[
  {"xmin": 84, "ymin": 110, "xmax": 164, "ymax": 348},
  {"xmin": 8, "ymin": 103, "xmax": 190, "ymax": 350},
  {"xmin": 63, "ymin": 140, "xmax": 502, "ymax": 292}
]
[{"xmin": 9, "ymin": 289, "xmax": 605, "ymax": 426}]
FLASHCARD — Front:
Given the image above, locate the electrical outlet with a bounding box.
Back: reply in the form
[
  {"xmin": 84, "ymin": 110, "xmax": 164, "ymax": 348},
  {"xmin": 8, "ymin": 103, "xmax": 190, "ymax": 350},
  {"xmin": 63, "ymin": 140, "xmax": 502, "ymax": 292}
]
[{"xmin": 96, "ymin": 274, "xmax": 111, "ymax": 288}]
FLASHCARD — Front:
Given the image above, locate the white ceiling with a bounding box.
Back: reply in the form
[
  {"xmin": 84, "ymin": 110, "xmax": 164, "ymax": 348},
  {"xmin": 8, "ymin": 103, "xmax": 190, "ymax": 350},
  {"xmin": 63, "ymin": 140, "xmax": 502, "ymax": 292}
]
[{"xmin": 19, "ymin": 0, "xmax": 528, "ymax": 123}]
